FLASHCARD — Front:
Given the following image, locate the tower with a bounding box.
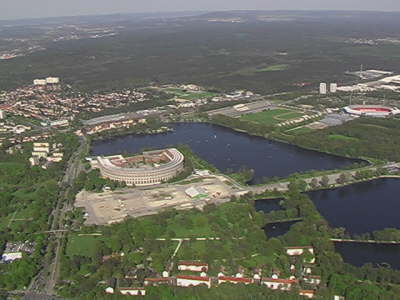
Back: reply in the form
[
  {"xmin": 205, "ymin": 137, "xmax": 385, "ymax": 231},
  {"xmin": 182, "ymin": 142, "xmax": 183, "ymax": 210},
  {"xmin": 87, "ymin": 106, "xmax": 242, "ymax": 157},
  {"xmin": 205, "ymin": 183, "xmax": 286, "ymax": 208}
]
[{"xmin": 319, "ymin": 83, "xmax": 327, "ymax": 95}]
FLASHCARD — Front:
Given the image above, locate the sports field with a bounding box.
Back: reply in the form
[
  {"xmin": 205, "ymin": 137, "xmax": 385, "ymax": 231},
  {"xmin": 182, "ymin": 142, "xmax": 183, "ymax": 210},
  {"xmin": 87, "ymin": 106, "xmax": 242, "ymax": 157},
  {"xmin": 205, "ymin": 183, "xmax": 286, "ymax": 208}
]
[{"xmin": 241, "ymin": 108, "xmax": 304, "ymax": 126}]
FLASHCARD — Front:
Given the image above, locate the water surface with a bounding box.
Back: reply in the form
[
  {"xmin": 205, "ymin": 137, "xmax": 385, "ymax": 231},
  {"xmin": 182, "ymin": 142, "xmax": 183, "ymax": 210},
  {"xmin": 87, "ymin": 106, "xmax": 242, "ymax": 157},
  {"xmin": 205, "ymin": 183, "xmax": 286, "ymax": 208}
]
[
  {"xmin": 263, "ymin": 221, "xmax": 299, "ymax": 238},
  {"xmin": 335, "ymin": 242, "xmax": 400, "ymax": 270},
  {"xmin": 254, "ymin": 198, "xmax": 283, "ymax": 214},
  {"xmin": 309, "ymin": 178, "xmax": 400, "ymax": 235},
  {"xmin": 91, "ymin": 123, "xmax": 358, "ymax": 184}
]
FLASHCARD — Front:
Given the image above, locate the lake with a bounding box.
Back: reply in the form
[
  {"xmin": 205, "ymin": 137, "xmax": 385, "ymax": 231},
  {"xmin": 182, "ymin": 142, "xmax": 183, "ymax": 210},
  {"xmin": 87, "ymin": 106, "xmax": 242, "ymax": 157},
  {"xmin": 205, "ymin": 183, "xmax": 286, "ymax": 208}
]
[
  {"xmin": 91, "ymin": 123, "xmax": 357, "ymax": 184},
  {"xmin": 335, "ymin": 242, "xmax": 400, "ymax": 270},
  {"xmin": 309, "ymin": 178, "xmax": 400, "ymax": 235},
  {"xmin": 254, "ymin": 198, "xmax": 283, "ymax": 214}
]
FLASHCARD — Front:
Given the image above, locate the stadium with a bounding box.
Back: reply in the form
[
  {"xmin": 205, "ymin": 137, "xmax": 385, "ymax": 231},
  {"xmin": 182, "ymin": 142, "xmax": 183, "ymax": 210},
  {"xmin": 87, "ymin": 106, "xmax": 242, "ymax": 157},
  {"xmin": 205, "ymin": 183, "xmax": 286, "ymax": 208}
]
[
  {"xmin": 343, "ymin": 105, "xmax": 400, "ymax": 117},
  {"xmin": 92, "ymin": 148, "xmax": 184, "ymax": 186}
]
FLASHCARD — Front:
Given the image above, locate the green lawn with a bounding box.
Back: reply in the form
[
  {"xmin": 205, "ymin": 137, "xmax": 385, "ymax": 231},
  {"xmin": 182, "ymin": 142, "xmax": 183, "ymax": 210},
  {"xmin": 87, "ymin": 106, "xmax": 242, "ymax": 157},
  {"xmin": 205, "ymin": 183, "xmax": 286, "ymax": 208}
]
[
  {"xmin": 255, "ymin": 64, "xmax": 289, "ymax": 72},
  {"xmin": 286, "ymin": 126, "xmax": 315, "ymax": 135},
  {"xmin": 165, "ymin": 88, "xmax": 218, "ymax": 100},
  {"xmin": 328, "ymin": 134, "xmax": 360, "ymax": 142},
  {"xmin": 241, "ymin": 109, "xmax": 304, "ymax": 126},
  {"xmin": 66, "ymin": 235, "xmax": 103, "ymax": 257},
  {"xmin": 164, "ymin": 214, "xmax": 215, "ymax": 238}
]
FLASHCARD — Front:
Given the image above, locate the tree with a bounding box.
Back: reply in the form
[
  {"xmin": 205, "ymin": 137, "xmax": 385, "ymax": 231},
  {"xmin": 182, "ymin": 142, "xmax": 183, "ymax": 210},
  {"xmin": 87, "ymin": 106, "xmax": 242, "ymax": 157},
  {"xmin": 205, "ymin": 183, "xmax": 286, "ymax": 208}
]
[
  {"xmin": 310, "ymin": 178, "xmax": 319, "ymax": 189},
  {"xmin": 336, "ymin": 173, "xmax": 348, "ymax": 185},
  {"xmin": 320, "ymin": 175, "xmax": 330, "ymax": 187}
]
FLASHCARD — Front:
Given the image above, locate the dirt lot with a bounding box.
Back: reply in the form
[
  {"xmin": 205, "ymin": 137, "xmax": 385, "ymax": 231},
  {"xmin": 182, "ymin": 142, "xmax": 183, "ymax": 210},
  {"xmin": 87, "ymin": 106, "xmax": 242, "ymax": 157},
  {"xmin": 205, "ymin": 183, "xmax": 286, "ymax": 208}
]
[{"xmin": 75, "ymin": 175, "xmax": 247, "ymax": 225}]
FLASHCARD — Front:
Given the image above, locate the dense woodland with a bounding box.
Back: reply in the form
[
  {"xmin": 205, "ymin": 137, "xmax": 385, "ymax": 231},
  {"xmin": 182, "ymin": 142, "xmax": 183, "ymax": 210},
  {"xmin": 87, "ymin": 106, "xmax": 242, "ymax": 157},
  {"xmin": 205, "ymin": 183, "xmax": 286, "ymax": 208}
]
[{"xmin": 2, "ymin": 12, "xmax": 400, "ymax": 93}]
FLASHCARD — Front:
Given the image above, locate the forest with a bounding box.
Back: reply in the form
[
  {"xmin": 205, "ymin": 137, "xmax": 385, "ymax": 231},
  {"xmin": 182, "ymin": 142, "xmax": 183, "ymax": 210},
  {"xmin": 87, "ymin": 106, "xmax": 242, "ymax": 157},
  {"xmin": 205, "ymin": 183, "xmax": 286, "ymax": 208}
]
[
  {"xmin": 0, "ymin": 133, "xmax": 79, "ymax": 290},
  {"xmin": 2, "ymin": 11, "xmax": 400, "ymax": 93}
]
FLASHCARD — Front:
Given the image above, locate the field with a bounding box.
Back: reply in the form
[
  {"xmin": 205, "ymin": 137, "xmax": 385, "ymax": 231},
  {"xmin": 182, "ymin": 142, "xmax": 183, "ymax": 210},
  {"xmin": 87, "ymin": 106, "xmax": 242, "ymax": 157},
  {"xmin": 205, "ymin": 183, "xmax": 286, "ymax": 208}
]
[
  {"xmin": 164, "ymin": 88, "xmax": 219, "ymax": 100},
  {"xmin": 286, "ymin": 126, "xmax": 315, "ymax": 135},
  {"xmin": 255, "ymin": 64, "xmax": 289, "ymax": 72},
  {"xmin": 328, "ymin": 134, "xmax": 360, "ymax": 142},
  {"xmin": 66, "ymin": 235, "xmax": 103, "ymax": 257},
  {"xmin": 241, "ymin": 108, "xmax": 304, "ymax": 126}
]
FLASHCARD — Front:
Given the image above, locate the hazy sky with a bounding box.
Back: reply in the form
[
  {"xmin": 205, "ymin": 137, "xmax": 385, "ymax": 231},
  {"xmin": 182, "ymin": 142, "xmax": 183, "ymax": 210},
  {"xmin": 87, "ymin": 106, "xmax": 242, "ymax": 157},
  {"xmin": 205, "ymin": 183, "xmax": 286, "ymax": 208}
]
[{"xmin": 3, "ymin": 0, "xmax": 400, "ymax": 20}]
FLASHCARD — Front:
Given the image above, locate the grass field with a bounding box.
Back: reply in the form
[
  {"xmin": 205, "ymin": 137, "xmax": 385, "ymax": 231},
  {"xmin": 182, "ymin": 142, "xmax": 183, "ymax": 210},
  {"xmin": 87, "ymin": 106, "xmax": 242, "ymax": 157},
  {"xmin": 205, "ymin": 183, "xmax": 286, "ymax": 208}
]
[
  {"xmin": 160, "ymin": 213, "xmax": 216, "ymax": 238},
  {"xmin": 286, "ymin": 126, "xmax": 315, "ymax": 135},
  {"xmin": 241, "ymin": 108, "xmax": 304, "ymax": 126},
  {"xmin": 165, "ymin": 88, "xmax": 218, "ymax": 100},
  {"xmin": 328, "ymin": 134, "xmax": 360, "ymax": 142},
  {"xmin": 255, "ymin": 64, "xmax": 289, "ymax": 72},
  {"xmin": 66, "ymin": 235, "xmax": 103, "ymax": 257}
]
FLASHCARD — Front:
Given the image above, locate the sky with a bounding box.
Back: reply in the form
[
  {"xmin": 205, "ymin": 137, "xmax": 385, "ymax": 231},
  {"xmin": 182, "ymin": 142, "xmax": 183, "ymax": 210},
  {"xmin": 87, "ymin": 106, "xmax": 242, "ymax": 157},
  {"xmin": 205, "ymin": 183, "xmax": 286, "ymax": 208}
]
[{"xmin": 3, "ymin": 0, "xmax": 400, "ymax": 20}]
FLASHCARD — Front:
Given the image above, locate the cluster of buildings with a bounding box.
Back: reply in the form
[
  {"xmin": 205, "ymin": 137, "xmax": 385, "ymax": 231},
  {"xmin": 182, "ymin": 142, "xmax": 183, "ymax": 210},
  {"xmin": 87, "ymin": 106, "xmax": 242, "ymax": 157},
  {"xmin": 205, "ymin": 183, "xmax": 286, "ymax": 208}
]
[
  {"xmin": 277, "ymin": 112, "xmax": 323, "ymax": 127},
  {"xmin": 3, "ymin": 132, "xmax": 52, "ymax": 149},
  {"xmin": 0, "ymin": 241, "xmax": 35, "ymax": 263},
  {"xmin": 347, "ymin": 38, "xmax": 400, "ymax": 46},
  {"xmin": 29, "ymin": 142, "xmax": 64, "ymax": 168},
  {"xmin": 0, "ymin": 45, "xmax": 45, "ymax": 60},
  {"xmin": 77, "ymin": 116, "xmax": 147, "ymax": 136},
  {"xmin": 0, "ymin": 108, "xmax": 34, "ymax": 139},
  {"xmin": 33, "ymin": 77, "xmax": 61, "ymax": 90},
  {"xmin": 337, "ymin": 74, "xmax": 400, "ymax": 93},
  {"xmin": 105, "ymin": 246, "xmax": 323, "ymax": 299},
  {"xmin": 91, "ymin": 148, "xmax": 185, "ymax": 186},
  {"xmin": 161, "ymin": 84, "xmax": 257, "ymax": 110},
  {"xmin": 0, "ymin": 82, "xmax": 148, "ymax": 123}
]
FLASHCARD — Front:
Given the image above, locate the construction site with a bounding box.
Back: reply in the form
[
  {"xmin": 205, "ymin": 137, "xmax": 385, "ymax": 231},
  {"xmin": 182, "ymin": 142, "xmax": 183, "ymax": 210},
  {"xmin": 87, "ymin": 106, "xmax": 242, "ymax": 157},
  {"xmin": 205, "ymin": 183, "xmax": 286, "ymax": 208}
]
[{"xmin": 75, "ymin": 174, "xmax": 248, "ymax": 225}]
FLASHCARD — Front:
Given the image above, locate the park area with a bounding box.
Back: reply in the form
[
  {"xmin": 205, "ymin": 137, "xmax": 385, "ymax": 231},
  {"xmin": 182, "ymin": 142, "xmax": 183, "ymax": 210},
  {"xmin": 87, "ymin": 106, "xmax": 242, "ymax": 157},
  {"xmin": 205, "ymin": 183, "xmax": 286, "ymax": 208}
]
[
  {"xmin": 240, "ymin": 108, "xmax": 305, "ymax": 126},
  {"xmin": 164, "ymin": 88, "xmax": 219, "ymax": 100}
]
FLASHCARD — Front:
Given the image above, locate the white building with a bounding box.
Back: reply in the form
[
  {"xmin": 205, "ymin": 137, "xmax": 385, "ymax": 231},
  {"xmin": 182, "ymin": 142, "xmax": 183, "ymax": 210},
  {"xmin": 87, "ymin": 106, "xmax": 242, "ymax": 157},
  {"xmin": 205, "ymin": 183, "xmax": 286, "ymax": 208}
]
[
  {"xmin": 218, "ymin": 276, "xmax": 253, "ymax": 285},
  {"xmin": 50, "ymin": 120, "xmax": 69, "ymax": 127},
  {"xmin": 299, "ymin": 290, "xmax": 316, "ymax": 299},
  {"xmin": 184, "ymin": 187, "xmax": 207, "ymax": 199},
  {"xmin": 119, "ymin": 288, "xmax": 146, "ymax": 296},
  {"xmin": 33, "ymin": 79, "xmax": 47, "ymax": 86},
  {"xmin": 261, "ymin": 278, "xmax": 298, "ymax": 291},
  {"xmin": 319, "ymin": 83, "xmax": 327, "ymax": 95},
  {"xmin": 286, "ymin": 246, "xmax": 314, "ymax": 256},
  {"xmin": 178, "ymin": 261, "xmax": 208, "ymax": 272},
  {"xmin": 330, "ymin": 83, "xmax": 338, "ymax": 93},
  {"xmin": 46, "ymin": 77, "xmax": 60, "ymax": 84},
  {"xmin": 104, "ymin": 287, "xmax": 115, "ymax": 294},
  {"xmin": 0, "ymin": 109, "xmax": 5, "ymax": 119},
  {"xmin": 1, "ymin": 252, "xmax": 23, "ymax": 263},
  {"xmin": 176, "ymin": 275, "xmax": 211, "ymax": 288},
  {"xmin": 303, "ymin": 275, "xmax": 321, "ymax": 285}
]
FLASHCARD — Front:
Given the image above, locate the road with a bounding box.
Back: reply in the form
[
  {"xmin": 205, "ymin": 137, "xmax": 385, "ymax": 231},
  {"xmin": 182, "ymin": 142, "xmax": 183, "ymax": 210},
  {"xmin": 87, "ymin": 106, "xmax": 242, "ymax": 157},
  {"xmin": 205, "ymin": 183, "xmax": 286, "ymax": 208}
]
[
  {"xmin": 28, "ymin": 136, "xmax": 87, "ymax": 295},
  {"xmin": 230, "ymin": 162, "xmax": 400, "ymax": 194}
]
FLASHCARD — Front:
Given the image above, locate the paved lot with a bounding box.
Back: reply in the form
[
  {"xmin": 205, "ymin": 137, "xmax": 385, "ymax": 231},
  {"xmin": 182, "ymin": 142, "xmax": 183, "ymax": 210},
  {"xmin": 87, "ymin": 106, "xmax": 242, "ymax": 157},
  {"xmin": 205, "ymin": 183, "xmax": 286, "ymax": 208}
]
[{"xmin": 75, "ymin": 175, "xmax": 247, "ymax": 225}]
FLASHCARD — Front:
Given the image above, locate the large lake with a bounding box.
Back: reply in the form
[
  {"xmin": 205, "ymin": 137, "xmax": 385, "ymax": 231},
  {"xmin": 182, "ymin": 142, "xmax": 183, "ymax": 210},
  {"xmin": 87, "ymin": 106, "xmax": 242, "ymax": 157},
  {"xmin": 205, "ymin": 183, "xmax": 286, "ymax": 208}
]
[
  {"xmin": 309, "ymin": 178, "xmax": 400, "ymax": 235},
  {"xmin": 91, "ymin": 123, "xmax": 357, "ymax": 184}
]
